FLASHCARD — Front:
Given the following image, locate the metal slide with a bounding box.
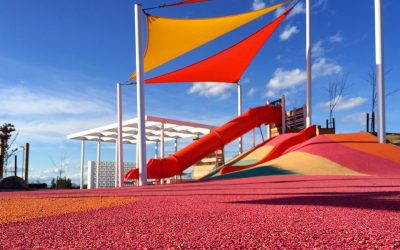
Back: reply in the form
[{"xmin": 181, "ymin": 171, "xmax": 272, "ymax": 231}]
[{"xmin": 125, "ymin": 104, "xmax": 282, "ymax": 180}]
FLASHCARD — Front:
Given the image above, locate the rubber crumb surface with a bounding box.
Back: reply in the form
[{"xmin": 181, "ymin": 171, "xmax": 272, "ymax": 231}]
[{"xmin": 1, "ymin": 175, "xmax": 400, "ymax": 249}]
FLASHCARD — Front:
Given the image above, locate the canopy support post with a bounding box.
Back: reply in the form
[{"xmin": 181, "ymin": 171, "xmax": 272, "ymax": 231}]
[
  {"xmin": 237, "ymin": 84, "xmax": 243, "ymax": 154},
  {"xmin": 174, "ymin": 138, "xmax": 178, "ymax": 153},
  {"xmin": 281, "ymin": 95, "xmax": 286, "ymax": 134},
  {"xmin": 160, "ymin": 123, "xmax": 165, "ymax": 158},
  {"xmin": 115, "ymin": 138, "xmax": 118, "ymax": 187},
  {"xmin": 306, "ymin": 0, "xmax": 312, "ymax": 127},
  {"xmin": 80, "ymin": 140, "xmax": 85, "ymax": 189},
  {"xmin": 135, "ymin": 4, "xmax": 147, "ymax": 186},
  {"xmin": 374, "ymin": 0, "xmax": 386, "ymax": 143},
  {"xmin": 96, "ymin": 138, "xmax": 101, "ymax": 189},
  {"xmin": 117, "ymin": 83, "xmax": 124, "ymax": 187}
]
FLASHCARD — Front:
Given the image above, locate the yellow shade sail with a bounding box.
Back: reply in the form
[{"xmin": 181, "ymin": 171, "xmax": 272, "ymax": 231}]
[{"xmin": 129, "ymin": 0, "xmax": 290, "ymax": 80}]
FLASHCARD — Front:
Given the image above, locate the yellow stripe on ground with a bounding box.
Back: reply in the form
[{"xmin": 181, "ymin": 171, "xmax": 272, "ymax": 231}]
[
  {"xmin": 224, "ymin": 145, "xmax": 274, "ymax": 166},
  {"xmin": 244, "ymin": 145, "xmax": 274, "ymax": 160},
  {"xmin": 258, "ymin": 151, "xmax": 365, "ymax": 176}
]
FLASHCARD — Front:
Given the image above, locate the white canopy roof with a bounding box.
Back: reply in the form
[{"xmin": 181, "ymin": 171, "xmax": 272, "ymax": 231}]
[{"xmin": 67, "ymin": 115, "xmax": 217, "ymax": 144}]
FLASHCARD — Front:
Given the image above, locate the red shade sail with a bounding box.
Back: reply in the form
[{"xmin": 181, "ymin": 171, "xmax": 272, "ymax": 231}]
[
  {"xmin": 145, "ymin": 5, "xmax": 294, "ymax": 84},
  {"xmin": 166, "ymin": 0, "xmax": 209, "ymax": 7}
]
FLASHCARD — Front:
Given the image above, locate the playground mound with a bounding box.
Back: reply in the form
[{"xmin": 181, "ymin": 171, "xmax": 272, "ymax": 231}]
[
  {"xmin": 207, "ymin": 132, "xmax": 400, "ymax": 180},
  {"xmin": 1, "ymin": 175, "xmax": 400, "ymax": 248},
  {"xmin": 0, "ymin": 176, "xmax": 28, "ymax": 191}
]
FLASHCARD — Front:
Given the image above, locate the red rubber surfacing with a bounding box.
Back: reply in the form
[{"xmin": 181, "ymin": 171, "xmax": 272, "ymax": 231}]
[{"xmin": 1, "ymin": 175, "xmax": 400, "ymax": 248}]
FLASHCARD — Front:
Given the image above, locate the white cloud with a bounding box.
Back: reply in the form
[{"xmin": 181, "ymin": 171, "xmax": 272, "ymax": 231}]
[
  {"xmin": 312, "ymin": 0, "xmax": 329, "ymax": 11},
  {"xmin": 341, "ymin": 112, "xmax": 366, "ymax": 126},
  {"xmin": 15, "ymin": 117, "xmax": 115, "ymax": 143},
  {"xmin": 312, "ymin": 40, "xmax": 325, "ymax": 58},
  {"xmin": 241, "ymin": 77, "xmax": 251, "ymax": 84},
  {"xmin": 265, "ymin": 68, "xmax": 306, "ymax": 98},
  {"xmin": 275, "ymin": 2, "xmax": 305, "ymax": 19},
  {"xmin": 328, "ymin": 30, "xmax": 343, "ymax": 43},
  {"xmin": 280, "ymin": 25, "xmax": 299, "ymax": 41},
  {"xmin": 320, "ymin": 96, "xmax": 367, "ymax": 111},
  {"xmin": 265, "ymin": 58, "xmax": 342, "ymax": 98},
  {"xmin": 247, "ymin": 88, "xmax": 257, "ymax": 97},
  {"xmin": 188, "ymin": 82, "xmax": 236, "ymax": 99},
  {"xmin": 0, "ymin": 86, "xmax": 112, "ymax": 115},
  {"xmin": 252, "ymin": 0, "xmax": 266, "ymax": 10},
  {"xmin": 336, "ymin": 96, "xmax": 367, "ymax": 111},
  {"xmin": 313, "ymin": 58, "xmax": 342, "ymax": 77},
  {"xmin": 0, "ymin": 85, "xmax": 115, "ymax": 143}
]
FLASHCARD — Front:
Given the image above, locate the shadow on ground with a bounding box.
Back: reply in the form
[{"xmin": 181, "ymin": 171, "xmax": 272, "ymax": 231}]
[{"xmin": 228, "ymin": 191, "xmax": 400, "ymax": 212}]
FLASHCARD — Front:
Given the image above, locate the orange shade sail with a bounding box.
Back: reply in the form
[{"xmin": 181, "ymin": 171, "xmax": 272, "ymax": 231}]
[
  {"xmin": 145, "ymin": 5, "xmax": 294, "ymax": 84},
  {"xmin": 129, "ymin": 1, "xmax": 291, "ymax": 80}
]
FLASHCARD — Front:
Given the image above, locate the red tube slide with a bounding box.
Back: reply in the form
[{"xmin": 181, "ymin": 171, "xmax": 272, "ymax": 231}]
[
  {"xmin": 125, "ymin": 104, "xmax": 282, "ymax": 179},
  {"xmin": 219, "ymin": 125, "xmax": 317, "ymax": 175}
]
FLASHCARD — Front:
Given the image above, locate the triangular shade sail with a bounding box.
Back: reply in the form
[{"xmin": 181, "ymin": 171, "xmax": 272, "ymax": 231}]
[
  {"xmin": 129, "ymin": 0, "xmax": 290, "ymax": 80},
  {"xmin": 145, "ymin": 5, "xmax": 294, "ymax": 84},
  {"xmin": 166, "ymin": 0, "xmax": 209, "ymax": 7}
]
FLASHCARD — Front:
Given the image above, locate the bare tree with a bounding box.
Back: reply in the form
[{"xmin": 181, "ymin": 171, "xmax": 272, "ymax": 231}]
[
  {"xmin": 324, "ymin": 73, "xmax": 349, "ymax": 128},
  {"xmin": 363, "ymin": 69, "xmax": 399, "ymax": 132},
  {"xmin": 49, "ymin": 153, "xmax": 70, "ymax": 189},
  {"xmin": 0, "ymin": 123, "xmax": 16, "ymax": 179},
  {"xmin": 49, "ymin": 153, "xmax": 69, "ymax": 179}
]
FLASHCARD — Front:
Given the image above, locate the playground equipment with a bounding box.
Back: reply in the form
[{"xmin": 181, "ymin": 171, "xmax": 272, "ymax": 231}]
[
  {"xmin": 219, "ymin": 125, "xmax": 317, "ymax": 175},
  {"xmin": 125, "ymin": 103, "xmax": 282, "ymax": 179}
]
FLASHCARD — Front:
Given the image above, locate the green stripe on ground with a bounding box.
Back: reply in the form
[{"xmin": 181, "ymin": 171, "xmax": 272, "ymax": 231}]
[
  {"xmin": 231, "ymin": 159, "xmax": 258, "ymax": 166},
  {"xmin": 206, "ymin": 165, "xmax": 298, "ymax": 181}
]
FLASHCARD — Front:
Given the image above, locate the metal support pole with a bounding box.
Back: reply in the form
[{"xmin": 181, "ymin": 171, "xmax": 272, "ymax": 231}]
[
  {"xmin": 174, "ymin": 138, "xmax": 178, "ymax": 181},
  {"xmin": 96, "ymin": 139, "xmax": 101, "ymax": 189},
  {"xmin": 306, "ymin": 0, "xmax": 312, "ymax": 127},
  {"xmin": 136, "ymin": 144, "xmax": 139, "ymax": 168},
  {"xmin": 374, "ymin": 0, "xmax": 386, "ymax": 143},
  {"xmin": 154, "ymin": 141, "xmax": 159, "ymax": 159},
  {"xmin": 21, "ymin": 146, "xmax": 25, "ymax": 177},
  {"xmin": 237, "ymin": 84, "xmax": 243, "ymax": 154},
  {"xmin": 24, "ymin": 143, "xmax": 29, "ymax": 184},
  {"xmin": 252, "ymin": 129, "xmax": 255, "ymax": 148},
  {"xmin": 160, "ymin": 123, "xmax": 165, "ymax": 158},
  {"xmin": 160, "ymin": 123, "xmax": 165, "ymax": 185},
  {"xmin": 117, "ymin": 83, "xmax": 124, "ymax": 187},
  {"xmin": 115, "ymin": 139, "xmax": 118, "ymax": 187},
  {"xmin": 80, "ymin": 140, "xmax": 85, "ymax": 189},
  {"xmin": 266, "ymin": 101, "xmax": 271, "ymax": 140},
  {"xmin": 135, "ymin": 4, "xmax": 147, "ymax": 186},
  {"xmin": 372, "ymin": 112, "xmax": 376, "ymax": 133},
  {"xmin": 281, "ymin": 95, "xmax": 286, "ymax": 134},
  {"xmin": 14, "ymin": 155, "xmax": 17, "ymax": 177}
]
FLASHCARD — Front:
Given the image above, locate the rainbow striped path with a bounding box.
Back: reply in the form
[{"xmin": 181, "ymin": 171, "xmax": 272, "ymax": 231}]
[
  {"xmin": 208, "ymin": 132, "xmax": 400, "ymax": 180},
  {"xmin": 1, "ymin": 176, "xmax": 400, "ymax": 248}
]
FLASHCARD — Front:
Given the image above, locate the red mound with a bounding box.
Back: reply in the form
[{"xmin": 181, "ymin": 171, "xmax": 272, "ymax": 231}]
[{"xmin": 288, "ymin": 133, "xmax": 400, "ymax": 176}]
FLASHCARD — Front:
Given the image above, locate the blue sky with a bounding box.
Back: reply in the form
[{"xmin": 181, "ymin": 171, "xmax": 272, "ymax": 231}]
[{"xmin": 1, "ymin": 0, "xmax": 399, "ymax": 184}]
